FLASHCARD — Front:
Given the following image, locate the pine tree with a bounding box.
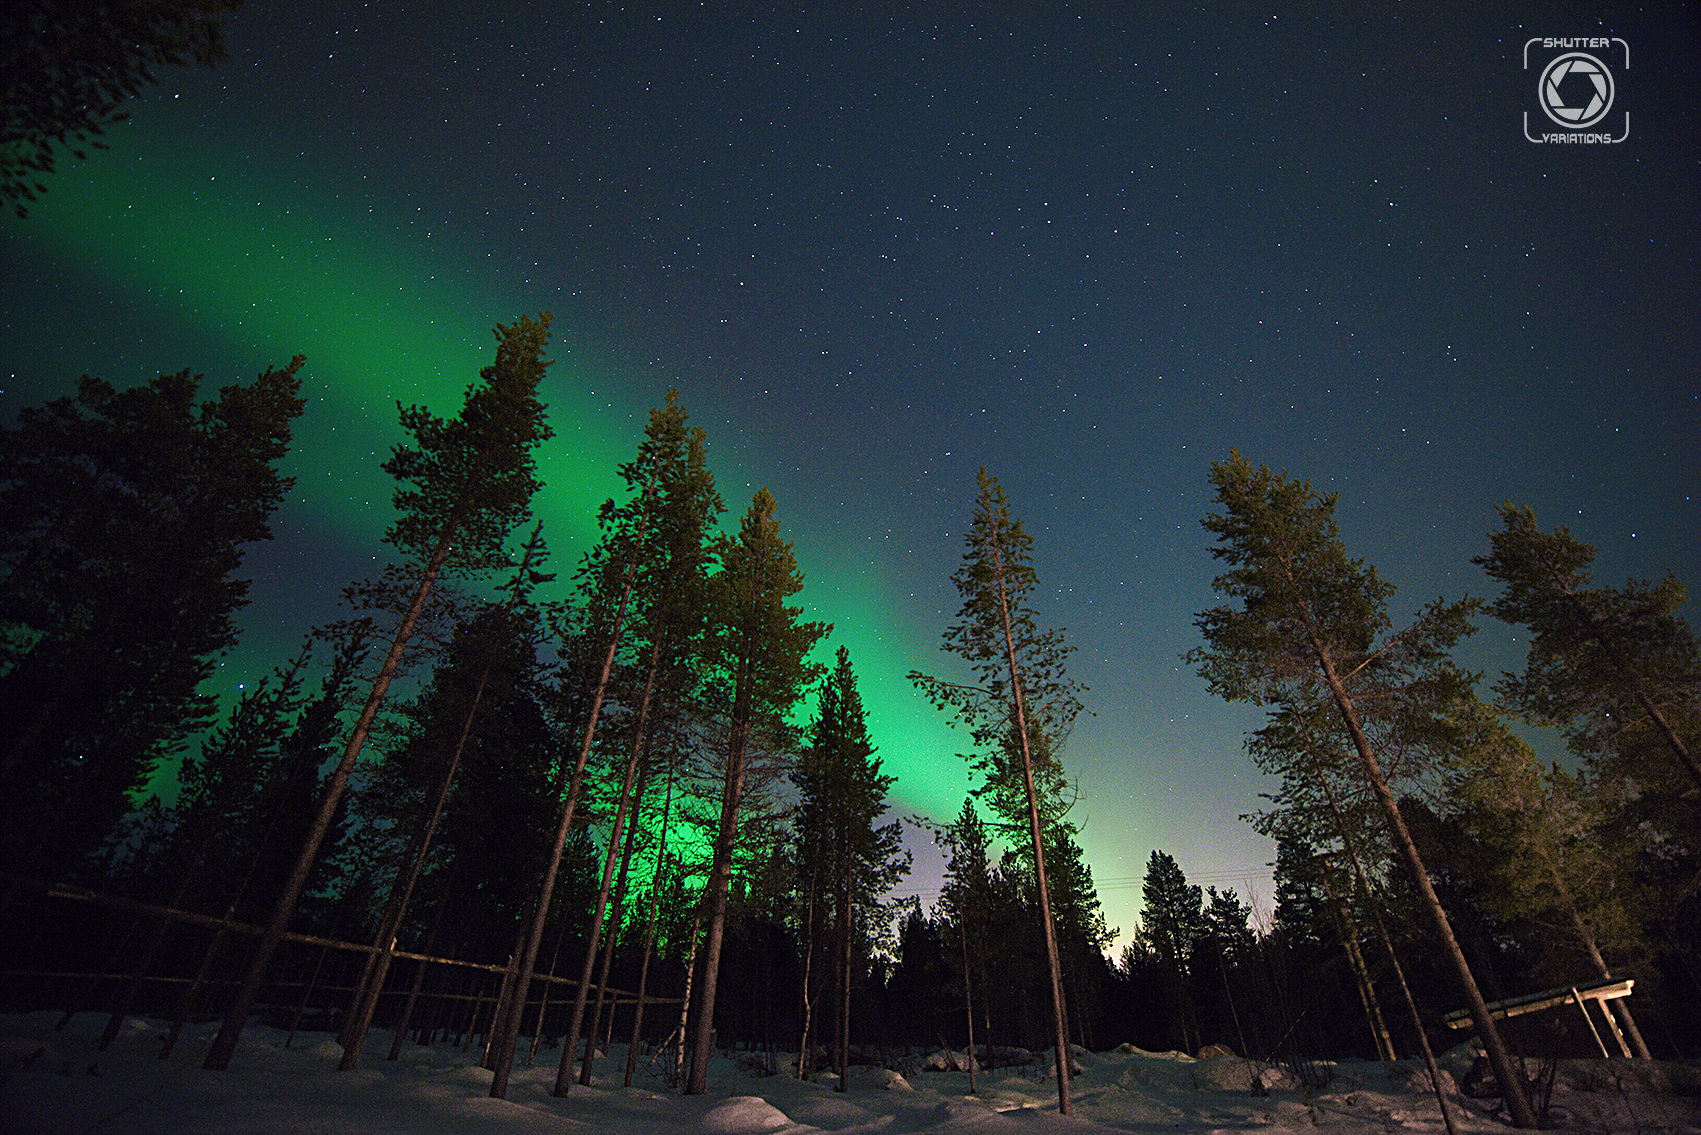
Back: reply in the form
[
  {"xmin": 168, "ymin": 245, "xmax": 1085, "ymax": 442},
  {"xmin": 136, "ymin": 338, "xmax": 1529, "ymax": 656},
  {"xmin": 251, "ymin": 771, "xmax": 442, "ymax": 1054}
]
[
  {"xmin": 938, "ymin": 799, "xmax": 995, "ymax": 1090},
  {"xmin": 1476, "ymin": 503, "xmax": 1701, "ymax": 794},
  {"xmin": 1442, "ymin": 697, "xmax": 1651, "ymax": 1057},
  {"xmin": 554, "ymin": 391, "xmax": 720, "ymax": 1096},
  {"xmin": 910, "ymin": 467, "xmax": 1084, "ymax": 1114},
  {"xmin": 0, "ymin": 357, "xmax": 306, "ymax": 891},
  {"xmin": 339, "ymin": 525, "xmax": 555, "ymax": 1070},
  {"xmin": 204, "ymin": 316, "xmax": 553, "ymax": 1070},
  {"xmin": 1189, "ymin": 452, "xmax": 1537, "ymax": 1128},
  {"xmin": 685, "ymin": 488, "xmax": 828, "ymax": 1095}
]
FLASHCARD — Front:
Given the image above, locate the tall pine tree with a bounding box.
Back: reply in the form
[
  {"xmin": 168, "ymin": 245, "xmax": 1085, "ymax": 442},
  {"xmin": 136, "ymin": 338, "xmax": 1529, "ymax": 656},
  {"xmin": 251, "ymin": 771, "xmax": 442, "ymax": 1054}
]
[
  {"xmin": 204, "ymin": 315, "xmax": 553, "ymax": 1070},
  {"xmin": 685, "ymin": 488, "xmax": 827, "ymax": 1095},
  {"xmin": 1189, "ymin": 452, "xmax": 1536, "ymax": 1128},
  {"xmin": 791, "ymin": 646, "xmax": 909, "ymax": 1089},
  {"xmin": 910, "ymin": 467, "xmax": 1084, "ymax": 1115}
]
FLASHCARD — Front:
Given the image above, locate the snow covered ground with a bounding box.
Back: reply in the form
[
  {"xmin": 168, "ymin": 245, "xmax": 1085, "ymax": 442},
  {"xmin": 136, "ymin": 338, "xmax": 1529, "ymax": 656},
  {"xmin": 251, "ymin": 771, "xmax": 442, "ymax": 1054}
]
[{"xmin": 5, "ymin": 1012, "xmax": 1700, "ymax": 1134}]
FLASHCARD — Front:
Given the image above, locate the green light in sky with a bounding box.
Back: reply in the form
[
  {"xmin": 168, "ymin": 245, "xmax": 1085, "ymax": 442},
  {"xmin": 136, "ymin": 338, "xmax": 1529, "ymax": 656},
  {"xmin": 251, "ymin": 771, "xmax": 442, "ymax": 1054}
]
[{"xmin": 9, "ymin": 125, "xmax": 976, "ymax": 835}]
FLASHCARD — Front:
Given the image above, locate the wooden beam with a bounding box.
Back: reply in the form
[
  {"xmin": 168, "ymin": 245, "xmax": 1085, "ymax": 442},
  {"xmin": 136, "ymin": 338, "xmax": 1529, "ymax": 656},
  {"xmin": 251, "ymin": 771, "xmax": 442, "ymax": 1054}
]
[{"xmin": 1444, "ymin": 977, "xmax": 1634, "ymax": 1029}]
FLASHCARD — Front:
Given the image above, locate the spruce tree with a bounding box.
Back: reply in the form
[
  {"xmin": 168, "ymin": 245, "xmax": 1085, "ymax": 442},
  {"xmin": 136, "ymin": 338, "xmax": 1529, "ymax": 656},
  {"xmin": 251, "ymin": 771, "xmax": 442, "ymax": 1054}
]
[
  {"xmin": 1140, "ymin": 850, "xmax": 1205, "ymax": 1052},
  {"xmin": 791, "ymin": 646, "xmax": 909, "ymax": 1089},
  {"xmin": 1189, "ymin": 452, "xmax": 1537, "ymax": 1128},
  {"xmin": 910, "ymin": 467, "xmax": 1084, "ymax": 1114},
  {"xmin": 685, "ymin": 488, "xmax": 828, "ymax": 1095},
  {"xmin": 204, "ymin": 315, "xmax": 553, "ymax": 1070},
  {"xmin": 938, "ymin": 799, "xmax": 996, "ymax": 1090}
]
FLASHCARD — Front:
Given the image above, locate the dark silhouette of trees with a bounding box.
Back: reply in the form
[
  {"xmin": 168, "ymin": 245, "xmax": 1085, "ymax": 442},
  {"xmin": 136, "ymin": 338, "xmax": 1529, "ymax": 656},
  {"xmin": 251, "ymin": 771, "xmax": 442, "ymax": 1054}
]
[
  {"xmin": 2, "ymin": 0, "xmax": 242, "ymax": 217},
  {"xmin": 204, "ymin": 315, "xmax": 553, "ymax": 1070},
  {"xmin": 339, "ymin": 526, "xmax": 556, "ymax": 1070},
  {"xmin": 1141, "ymin": 850, "xmax": 1205, "ymax": 1053},
  {"xmin": 791, "ymin": 646, "xmax": 909, "ymax": 1088},
  {"xmin": 685, "ymin": 488, "xmax": 828, "ymax": 1095},
  {"xmin": 0, "ymin": 356, "xmax": 305, "ymax": 894}
]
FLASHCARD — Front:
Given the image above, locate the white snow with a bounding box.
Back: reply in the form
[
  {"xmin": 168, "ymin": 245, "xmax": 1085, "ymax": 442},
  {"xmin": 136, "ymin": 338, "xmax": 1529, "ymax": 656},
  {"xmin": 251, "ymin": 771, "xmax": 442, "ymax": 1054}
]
[{"xmin": 4, "ymin": 1012, "xmax": 1700, "ymax": 1134}]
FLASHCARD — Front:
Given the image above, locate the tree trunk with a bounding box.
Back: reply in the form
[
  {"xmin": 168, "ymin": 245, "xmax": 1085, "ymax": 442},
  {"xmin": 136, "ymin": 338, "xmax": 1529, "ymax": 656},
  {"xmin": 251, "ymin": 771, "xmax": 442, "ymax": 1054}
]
[
  {"xmin": 341, "ymin": 666, "xmax": 487, "ymax": 1069},
  {"xmin": 796, "ymin": 868, "xmax": 820, "ymax": 1080},
  {"xmin": 557, "ymin": 644, "xmax": 658, "ymax": 1095},
  {"xmin": 625, "ymin": 752, "xmax": 677, "ymax": 1088},
  {"xmin": 1309, "ymin": 633, "xmax": 1538, "ymax": 1129},
  {"xmin": 1319, "ymin": 866, "xmax": 1396, "ymax": 1061},
  {"xmin": 991, "ymin": 544, "xmax": 1072, "ymax": 1115},
  {"xmin": 582, "ymin": 762, "xmax": 649, "ymax": 1085},
  {"xmin": 835, "ymin": 843, "xmax": 852, "ymax": 1091},
  {"xmin": 685, "ymin": 691, "xmax": 752, "ymax": 1095},
  {"xmin": 387, "ymin": 899, "xmax": 448, "ymax": 1061},
  {"xmin": 959, "ymin": 916, "xmax": 978, "ymax": 1094},
  {"xmin": 487, "ymin": 551, "xmax": 640, "ymax": 1098},
  {"xmin": 673, "ymin": 911, "xmax": 702, "ymax": 1084},
  {"xmin": 203, "ymin": 522, "xmax": 458, "ymax": 1071}
]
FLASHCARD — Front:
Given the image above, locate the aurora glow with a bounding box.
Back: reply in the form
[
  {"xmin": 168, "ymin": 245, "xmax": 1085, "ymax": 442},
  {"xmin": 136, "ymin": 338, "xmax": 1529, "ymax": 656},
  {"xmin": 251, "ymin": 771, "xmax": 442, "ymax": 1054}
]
[
  {"xmin": 4, "ymin": 3, "xmax": 1696, "ymax": 951},
  {"xmin": 1, "ymin": 106, "xmax": 980, "ymax": 857}
]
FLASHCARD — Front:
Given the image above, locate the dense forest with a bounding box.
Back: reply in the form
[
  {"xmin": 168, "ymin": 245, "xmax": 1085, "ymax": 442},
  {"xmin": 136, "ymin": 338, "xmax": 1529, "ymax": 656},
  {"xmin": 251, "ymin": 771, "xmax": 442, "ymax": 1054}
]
[{"xmin": 2, "ymin": 322, "xmax": 1697, "ymax": 1123}]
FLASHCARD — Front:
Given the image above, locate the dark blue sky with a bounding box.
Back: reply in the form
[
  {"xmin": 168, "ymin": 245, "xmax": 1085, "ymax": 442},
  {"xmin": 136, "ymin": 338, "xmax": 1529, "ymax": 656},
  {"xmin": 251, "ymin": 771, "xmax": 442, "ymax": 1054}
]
[{"xmin": 3, "ymin": 2, "xmax": 1697, "ymax": 948}]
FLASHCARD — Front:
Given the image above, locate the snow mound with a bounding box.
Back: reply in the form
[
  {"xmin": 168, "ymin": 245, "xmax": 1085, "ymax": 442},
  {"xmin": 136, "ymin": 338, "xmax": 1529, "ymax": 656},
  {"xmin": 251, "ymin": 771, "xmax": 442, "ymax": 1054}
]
[
  {"xmin": 1190, "ymin": 1054, "xmax": 1266, "ymax": 1093},
  {"xmin": 700, "ymin": 1095, "xmax": 794, "ymax": 1132},
  {"xmin": 922, "ymin": 1048, "xmax": 980, "ymax": 1073}
]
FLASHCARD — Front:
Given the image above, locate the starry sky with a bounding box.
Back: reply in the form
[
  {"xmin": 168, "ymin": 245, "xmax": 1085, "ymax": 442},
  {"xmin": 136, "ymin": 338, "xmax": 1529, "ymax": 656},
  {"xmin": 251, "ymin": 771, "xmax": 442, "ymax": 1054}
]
[{"xmin": 3, "ymin": 2, "xmax": 1697, "ymax": 953}]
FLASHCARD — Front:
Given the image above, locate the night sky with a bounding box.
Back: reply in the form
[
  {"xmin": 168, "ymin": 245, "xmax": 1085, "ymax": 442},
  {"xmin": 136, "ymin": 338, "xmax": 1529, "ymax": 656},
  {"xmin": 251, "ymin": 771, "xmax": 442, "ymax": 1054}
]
[{"xmin": 3, "ymin": 2, "xmax": 1697, "ymax": 953}]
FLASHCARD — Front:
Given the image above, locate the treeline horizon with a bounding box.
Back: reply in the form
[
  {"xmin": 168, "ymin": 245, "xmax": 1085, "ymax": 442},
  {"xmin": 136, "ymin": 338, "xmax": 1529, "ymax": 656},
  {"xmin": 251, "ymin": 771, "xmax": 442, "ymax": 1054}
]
[{"xmin": 2, "ymin": 319, "xmax": 1697, "ymax": 1124}]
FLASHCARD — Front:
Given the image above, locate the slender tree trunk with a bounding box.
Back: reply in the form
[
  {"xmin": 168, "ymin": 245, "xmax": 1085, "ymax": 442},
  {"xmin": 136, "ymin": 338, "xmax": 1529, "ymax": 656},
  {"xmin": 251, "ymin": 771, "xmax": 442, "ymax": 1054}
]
[
  {"xmin": 1214, "ymin": 943, "xmax": 1249, "ymax": 1059},
  {"xmin": 625, "ymin": 752, "xmax": 677, "ymax": 1088},
  {"xmin": 960, "ymin": 916, "xmax": 978, "ymax": 1094},
  {"xmin": 1319, "ymin": 867, "xmax": 1396, "ymax": 1061},
  {"xmin": 202, "ymin": 525, "xmax": 458, "ymax": 1071},
  {"xmin": 488, "ymin": 553, "xmax": 641, "ymax": 1098},
  {"xmin": 1570, "ymin": 904, "xmax": 1652, "ymax": 1059},
  {"xmin": 674, "ymin": 911, "xmax": 702, "ymax": 1085},
  {"xmin": 161, "ymin": 902, "xmax": 239, "ymax": 1059},
  {"xmin": 796, "ymin": 867, "xmax": 820, "ymax": 1080},
  {"xmin": 1322, "ymin": 779, "xmax": 1459, "ymax": 1135},
  {"xmin": 584, "ymin": 764, "xmax": 647, "ymax": 1085},
  {"xmin": 387, "ymin": 900, "xmax": 447, "ymax": 1061},
  {"xmin": 685, "ymin": 665, "xmax": 754, "ymax": 1095},
  {"xmin": 835, "ymin": 843, "xmax": 852, "ymax": 1091},
  {"xmin": 1545, "ymin": 854, "xmax": 1653, "ymax": 1059},
  {"xmin": 341, "ymin": 668, "xmax": 487, "ymax": 1069},
  {"xmin": 990, "ymin": 544, "xmax": 1072, "ymax": 1114},
  {"xmin": 557, "ymin": 646, "xmax": 657, "ymax": 1095},
  {"xmin": 346, "ymin": 531, "xmax": 548, "ymax": 1067},
  {"xmin": 1308, "ymin": 633, "xmax": 1537, "ymax": 1129},
  {"xmin": 527, "ymin": 925, "xmax": 568, "ymax": 1065}
]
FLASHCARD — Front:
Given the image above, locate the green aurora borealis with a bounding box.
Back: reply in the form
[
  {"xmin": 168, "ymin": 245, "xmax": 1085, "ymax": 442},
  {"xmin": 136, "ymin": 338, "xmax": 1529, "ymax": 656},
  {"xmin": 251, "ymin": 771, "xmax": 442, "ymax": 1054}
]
[
  {"xmin": 7, "ymin": 3, "xmax": 1697, "ymax": 948},
  {"xmin": 3, "ymin": 118, "xmax": 988, "ymax": 861}
]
